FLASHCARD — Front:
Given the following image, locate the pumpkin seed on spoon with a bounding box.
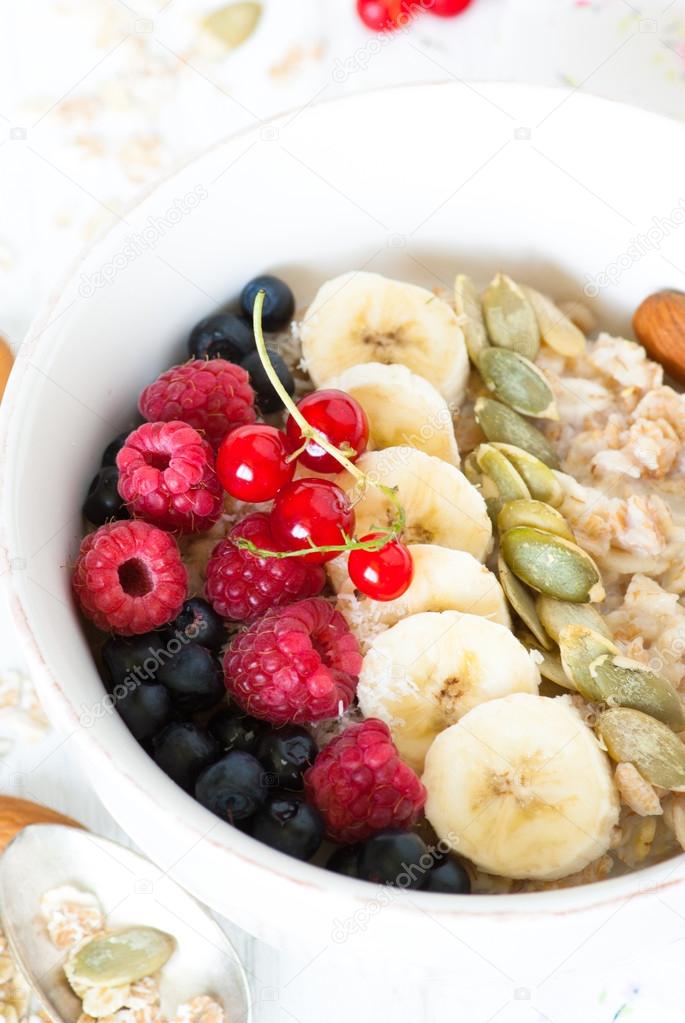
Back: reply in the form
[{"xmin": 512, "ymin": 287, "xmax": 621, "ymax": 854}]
[
  {"xmin": 477, "ymin": 347, "xmax": 558, "ymax": 419},
  {"xmin": 65, "ymin": 926, "xmax": 176, "ymax": 990},
  {"xmin": 597, "ymin": 708, "xmax": 685, "ymax": 791},
  {"xmin": 474, "ymin": 397, "xmax": 560, "ymax": 469},
  {"xmin": 500, "ymin": 526, "xmax": 605, "ymax": 603},
  {"xmin": 482, "ymin": 273, "xmax": 540, "ymax": 360}
]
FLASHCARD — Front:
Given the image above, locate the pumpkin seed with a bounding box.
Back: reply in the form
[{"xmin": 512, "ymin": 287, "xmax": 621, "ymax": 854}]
[
  {"xmin": 558, "ymin": 625, "xmax": 619, "ymax": 699},
  {"xmin": 474, "ymin": 397, "xmax": 560, "ymax": 469},
  {"xmin": 463, "ymin": 451, "xmax": 483, "ymax": 488},
  {"xmin": 454, "ymin": 274, "xmax": 489, "ymax": 362},
  {"xmin": 203, "ymin": 2, "xmax": 262, "ymax": 49},
  {"xmin": 535, "ymin": 594, "xmax": 612, "ymax": 644},
  {"xmin": 597, "ymin": 708, "xmax": 685, "ymax": 791},
  {"xmin": 500, "ymin": 526, "xmax": 605, "ymax": 603},
  {"xmin": 498, "ymin": 554, "xmax": 552, "ymax": 650},
  {"xmin": 491, "ymin": 444, "xmax": 563, "ymax": 506},
  {"xmin": 477, "ymin": 347, "xmax": 558, "ymax": 419},
  {"xmin": 498, "ymin": 499, "xmax": 574, "ymax": 542},
  {"xmin": 65, "ymin": 927, "xmax": 175, "ymax": 990},
  {"xmin": 591, "ymin": 655, "xmax": 685, "ymax": 730},
  {"xmin": 482, "ymin": 273, "xmax": 540, "ymax": 360},
  {"xmin": 523, "ymin": 286, "xmax": 586, "ymax": 358},
  {"xmin": 475, "ymin": 445, "xmax": 531, "ymax": 502}
]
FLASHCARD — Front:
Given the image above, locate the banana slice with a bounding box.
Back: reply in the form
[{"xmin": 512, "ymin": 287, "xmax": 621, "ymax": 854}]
[
  {"xmin": 300, "ymin": 272, "xmax": 469, "ymax": 405},
  {"xmin": 331, "ymin": 544, "xmax": 510, "ymax": 651},
  {"xmin": 324, "ymin": 362, "xmax": 460, "ymax": 466},
  {"xmin": 423, "ymin": 693, "xmax": 620, "ymax": 881},
  {"xmin": 332, "ymin": 447, "xmax": 492, "ymax": 561},
  {"xmin": 358, "ymin": 611, "xmax": 540, "ymax": 772}
]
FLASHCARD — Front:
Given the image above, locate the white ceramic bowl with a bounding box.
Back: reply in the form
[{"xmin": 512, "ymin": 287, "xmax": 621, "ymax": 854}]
[{"xmin": 3, "ymin": 83, "xmax": 685, "ymax": 987}]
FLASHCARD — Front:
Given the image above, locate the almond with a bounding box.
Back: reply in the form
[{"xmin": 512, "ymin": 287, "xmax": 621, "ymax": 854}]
[
  {"xmin": 633, "ymin": 289, "xmax": 685, "ymax": 384},
  {"xmin": 0, "ymin": 335, "xmax": 13, "ymax": 401},
  {"xmin": 0, "ymin": 796, "xmax": 82, "ymax": 851}
]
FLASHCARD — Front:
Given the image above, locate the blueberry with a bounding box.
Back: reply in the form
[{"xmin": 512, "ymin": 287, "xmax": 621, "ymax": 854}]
[
  {"xmin": 209, "ymin": 708, "xmax": 268, "ymax": 756},
  {"xmin": 157, "ymin": 643, "xmax": 225, "ymax": 712},
  {"xmin": 240, "ymin": 275, "xmax": 295, "ymax": 333},
  {"xmin": 195, "ymin": 751, "xmax": 269, "ymax": 822},
  {"xmin": 102, "ymin": 632, "xmax": 167, "ymax": 688},
  {"xmin": 241, "ymin": 349, "xmax": 294, "ymax": 414},
  {"xmin": 357, "ymin": 830, "xmax": 429, "ymax": 889},
  {"xmin": 326, "ymin": 845, "xmax": 362, "ymax": 878},
  {"xmin": 421, "ymin": 856, "xmax": 471, "ymax": 894},
  {"xmin": 168, "ymin": 598, "xmax": 226, "ymax": 653},
  {"xmin": 188, "ymin": 313, "xmax": 255, "ymax": 363},
  {"xmin": 257, "ymin": 726, "xmax": 318, "ymax": 790},
  {"xmin": 101, "ymin": 431, "xmax": 131, "ymax": 467},
  {"xmin": 115, "ymin": 683, "xmax": 173, "ymax": 744},
  {"xmin": 152, "ymin": 722, "xmax": 221, "ymax": 792},
  {"xmin": 82, "ymin": 467, "xmax": 128, "ymax": 526},
  {"xmin": 251, "ymin": 794, "xmax": 324, "ymax": 860}
]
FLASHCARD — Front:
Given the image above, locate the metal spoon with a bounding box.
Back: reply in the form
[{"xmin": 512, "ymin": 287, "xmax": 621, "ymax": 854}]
[{"xmin": 0, "ymin": 825, "xmax": 251, "ymax": 1023}]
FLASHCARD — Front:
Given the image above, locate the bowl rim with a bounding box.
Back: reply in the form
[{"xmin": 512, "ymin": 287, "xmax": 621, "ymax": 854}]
[{"xmin": 3, "ymin": 79, "xmax": 685, "ymax": 923}]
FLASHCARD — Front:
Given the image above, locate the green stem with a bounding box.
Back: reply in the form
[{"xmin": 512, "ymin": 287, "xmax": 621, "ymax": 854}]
[
  {"xmin": 253, "ymin": 291, "xmax": 366, "ymax": 485},
  {"xmin": 247, "ymin": 290, "xmax": 408, "ymax": 551}
]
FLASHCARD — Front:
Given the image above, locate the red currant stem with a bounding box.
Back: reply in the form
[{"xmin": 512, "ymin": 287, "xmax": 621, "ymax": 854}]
[
  {"xmin": 252, "ymin": 291, "xmax": 366, "ymax": 485},
  {"xmin": 235, "ymin": 534, "xmax": 393, "ymax": 560},
  {"xmin": 250, "ymin": 290, "xmax": 406, "ymax": 540}
]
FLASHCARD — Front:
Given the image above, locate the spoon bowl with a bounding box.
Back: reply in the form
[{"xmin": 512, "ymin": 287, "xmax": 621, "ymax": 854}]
[{"xmin": 0, "ymin": 825, "xmax": 251, "ymax": 1023}]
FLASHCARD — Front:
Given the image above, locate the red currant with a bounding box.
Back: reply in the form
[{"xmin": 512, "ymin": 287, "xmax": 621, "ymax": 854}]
[
  {"xmin": 356, "ymin": 0, "xmax": 412, "ymax": 31},
  {"xmin": 348, "ymin": 534, "xmax": 414, "ymax": 601},
  {"xmin": 428, "ymin": 0, "xmax": 474, "ymax": 15},
  {"xmin": 216, "ymin": 424, "xmax": 295, "ymax": 503},
  {"xmin": 286, "ymin": 389, "xmax": 369, "ymax": 474},
  {"xmin": 270, "ymin": 478, "xmax": 356, "ymax": 565}
]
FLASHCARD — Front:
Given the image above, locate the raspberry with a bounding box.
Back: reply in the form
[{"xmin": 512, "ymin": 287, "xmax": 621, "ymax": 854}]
[
  {"xmin": 224, "ymin": 598, "xmax": 361, "ymax": 725},
  {"xmin": 304, "ymin": 718, "xmax": 426, "ymax": 843},
  {"xmin": 117, "ymin": 421, "xmax": 222, "ymax": 534},
  {"xmin": 72, "ymin": 519, "xmax": 187, "ymax": 635},
  {"xmin": 139, "ymin": 359, "xmax": 256, "ymax": 449},
  {"xmin": 205, "ymin": 513, "xmax": 325, "ymax": 621}
]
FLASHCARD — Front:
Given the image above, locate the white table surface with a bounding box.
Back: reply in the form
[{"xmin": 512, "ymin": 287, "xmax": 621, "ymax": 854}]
[{"xmin": 2, "ymin": 1, "xmax": 685, "ymax": 1020}]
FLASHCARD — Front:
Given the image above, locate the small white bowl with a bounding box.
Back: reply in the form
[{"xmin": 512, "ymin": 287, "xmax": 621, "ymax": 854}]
[{"xmin": 3, "ymin": 82, "xmax": 685, "ymax": 986}]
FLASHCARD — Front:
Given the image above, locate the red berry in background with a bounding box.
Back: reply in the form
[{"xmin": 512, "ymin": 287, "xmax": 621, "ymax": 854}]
[
  {"xmin": 224, "ymin": 598, "xmax": 362, "ymax": 725},
  {"xmin": 428, "ymin": 0, "xmax": 474, "ymax": 15},
  {"xmin": 304, "ymin": 718, "xmax": 426, "ymax": 843},
  {"xmin": 357, "ymin": 0, "xmax": 412, "ymax": 31},
  {"xmin": 270, "ymin": 478, "xmax": 356, "ymax": 565},
  {"xmin": 285, "ymin": 389, "xmax": 369, "ymax": 474},
  {"xmin": 216, "ymin": 424, "xmax": 295, "ymax": 503},
  {"xmin": 205, "ymin": 512, "xmax": 325, "ymax": 621},
  {"xmin": 348, "ymin": 534, "xmax": 414, "ymax": 601}
]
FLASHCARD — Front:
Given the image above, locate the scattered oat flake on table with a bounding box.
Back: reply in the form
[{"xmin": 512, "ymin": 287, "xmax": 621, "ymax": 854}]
[
  {"xmin": 0, "ymin": 672, "xmax": 48, "ymax": 745},
  {"xmin": 40, "ymin": 886, "xmax": 105, "ymax": 950}
]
